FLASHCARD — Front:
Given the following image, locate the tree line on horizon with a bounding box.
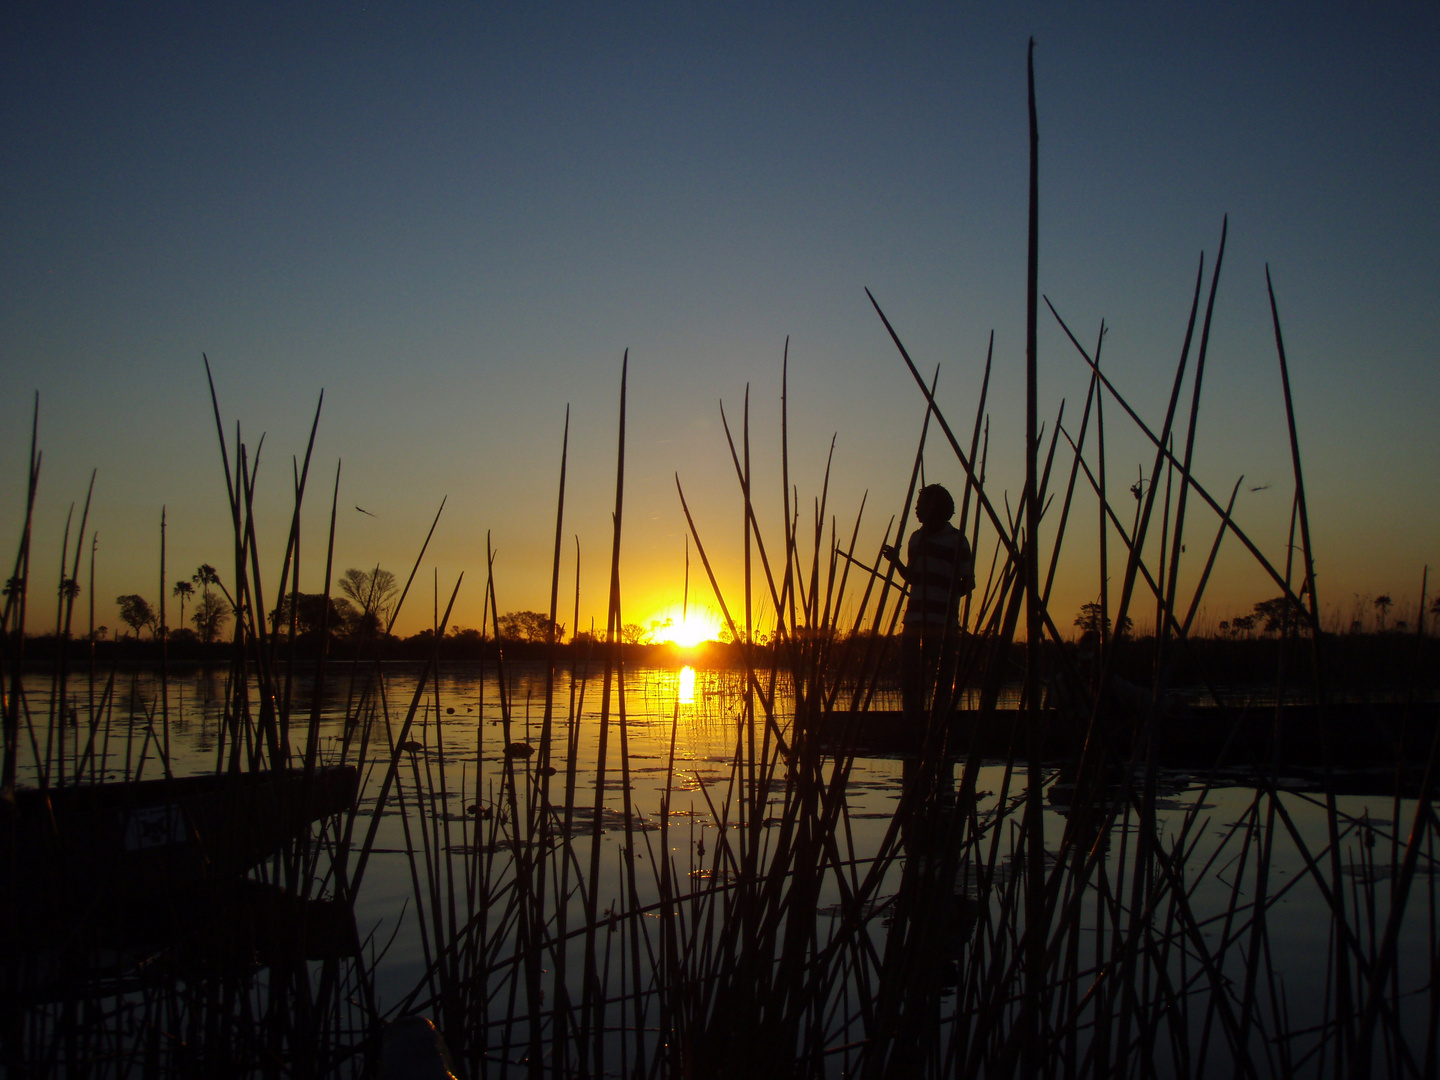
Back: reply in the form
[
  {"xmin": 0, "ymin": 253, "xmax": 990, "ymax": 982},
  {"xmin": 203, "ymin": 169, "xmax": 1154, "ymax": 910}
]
[
  {"xmin": 1071, "ymin": 592, "xmax": 1440, "ymax": 640},
  {"xmin": 1215, "ymin": 592, "xmax": 1434, "ymax": 638},
  {"xmin": 12, "ymin": 565, "xmax": 1440, "ymax": 646},
  {"xmin": 108, "ymin": 566, "xmax": 400, "ymax": 645}
]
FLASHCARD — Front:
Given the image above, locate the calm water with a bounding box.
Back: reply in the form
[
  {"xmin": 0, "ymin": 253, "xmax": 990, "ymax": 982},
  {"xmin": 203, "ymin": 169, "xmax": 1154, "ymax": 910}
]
[{"xmin": 14, "ymin": 663, "xmax": 1435, "ymax": 1072}]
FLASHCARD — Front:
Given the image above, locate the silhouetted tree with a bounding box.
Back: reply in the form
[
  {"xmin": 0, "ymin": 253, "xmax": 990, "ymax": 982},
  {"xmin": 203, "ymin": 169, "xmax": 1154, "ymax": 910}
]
[
  {"xmin": 116, "ymin": 595, "xmax": 156, "ymax": 639},
  {"xmin": 1074, "ymin": 602, "xmax": 1131, "ymax": 638},
  {"xmin": 173, "ymin": 580, "xmax": 194, "ymax": 630},
  {"xmin": 498, "ymin": 610, "xmax": 564, "ymax": 643},
  {"xmin": 192, "ymin": 591, "xmax": 229, "ymax": 644},
  {"xmin": 1253, "ymin": 595, "xmax": 1308, "ymax": 635},
  {"xmin": 339, "ymin": 567, "xmax": 399, "ymax": 632},
  {"xmin": 271, "ymin": 592, "xmax": 357, "ymax": 638},
  {"xmin": 1374, "ymin": 595, "xmax": 1393, "ymax": 632},
  {"xmin": 448, "ymin": 627, "xmax": 486, "ymax": 649},
  {"xmin": 56, "ymin": 577, "xmax": 81, "ymax": 640},
  {"xmin": 620, "ymin": 622, "xmax": 651, "ymax": 645}
]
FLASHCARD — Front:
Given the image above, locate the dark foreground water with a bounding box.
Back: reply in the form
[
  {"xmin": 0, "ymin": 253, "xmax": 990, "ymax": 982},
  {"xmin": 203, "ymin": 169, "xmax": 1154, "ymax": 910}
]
[{"xmin": 13, "ymin": 663, "xmax": 1436, "ymax": 1076}]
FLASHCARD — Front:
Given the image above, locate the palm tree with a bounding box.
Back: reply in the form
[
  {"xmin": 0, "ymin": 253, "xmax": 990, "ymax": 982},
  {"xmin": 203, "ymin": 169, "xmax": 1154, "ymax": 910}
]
[
  {"xmin": 1374, "ymin": 594, "xmax": 1393, "ymax": 633},
  {"xmin": 173, "ymin": 579, "xmax": 194, "ymax": 631},
  {"xmin": 194, "ymin": 563, "xmax": 237, "ymax": 614}
]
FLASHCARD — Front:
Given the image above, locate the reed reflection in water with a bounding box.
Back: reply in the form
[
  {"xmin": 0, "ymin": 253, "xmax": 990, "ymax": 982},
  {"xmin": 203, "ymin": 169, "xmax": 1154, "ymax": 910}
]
[{"xmin": 15, "ymin": 661, "xmax": 1434, "ymax": 1078}]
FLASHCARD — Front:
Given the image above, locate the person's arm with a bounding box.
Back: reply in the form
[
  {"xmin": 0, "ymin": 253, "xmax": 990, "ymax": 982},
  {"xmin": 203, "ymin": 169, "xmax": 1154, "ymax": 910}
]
[
  {"xmin": 879, "ymin": 545, "xmax": 909, "ymax": 582},
  {"xmin": 879, "ymin": 541, "xmax": 912, "ymax": 583}
]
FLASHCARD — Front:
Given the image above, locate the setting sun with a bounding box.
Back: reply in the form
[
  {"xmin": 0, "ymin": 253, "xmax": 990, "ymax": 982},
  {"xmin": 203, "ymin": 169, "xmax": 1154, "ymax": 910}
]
[{"xmin": 648, "ymin": 606, "xmax": 724, "ymax": 648}]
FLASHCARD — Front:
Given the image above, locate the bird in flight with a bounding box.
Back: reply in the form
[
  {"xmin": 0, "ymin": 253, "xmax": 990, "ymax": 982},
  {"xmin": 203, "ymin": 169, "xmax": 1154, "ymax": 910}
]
[{"xmin": 356, "ymin": 506, "xmax": 378, "ymax": 517}]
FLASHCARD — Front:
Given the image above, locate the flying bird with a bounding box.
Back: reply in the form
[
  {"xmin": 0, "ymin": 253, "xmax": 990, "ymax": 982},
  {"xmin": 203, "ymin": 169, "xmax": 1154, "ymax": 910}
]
[{"xmin": 355, "ymin": 506, "xmax": 378, "ymax": 517}]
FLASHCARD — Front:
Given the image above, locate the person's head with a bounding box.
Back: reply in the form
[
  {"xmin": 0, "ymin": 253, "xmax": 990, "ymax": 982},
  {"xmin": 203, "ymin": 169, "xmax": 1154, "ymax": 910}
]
[{"xmin": 915, "ymin": 484, "xmax": 955, "ymax": 525}]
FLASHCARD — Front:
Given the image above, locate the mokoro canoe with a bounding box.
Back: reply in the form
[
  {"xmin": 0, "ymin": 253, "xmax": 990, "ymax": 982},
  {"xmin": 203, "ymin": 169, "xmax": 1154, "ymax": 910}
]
[
  {"xmin": 1, "ymin": 765, "xmax": 358, "ymax": 914},
  {"xmin": 815, "ymin": 701, "xmax": 1440, "ymax": 771}
]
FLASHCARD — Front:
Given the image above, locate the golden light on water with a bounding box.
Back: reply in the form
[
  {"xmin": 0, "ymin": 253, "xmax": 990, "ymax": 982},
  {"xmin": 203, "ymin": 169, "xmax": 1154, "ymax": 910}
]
[{"xmin": 678, "ymin": 665, "xmax": 696, "ymax": 704}]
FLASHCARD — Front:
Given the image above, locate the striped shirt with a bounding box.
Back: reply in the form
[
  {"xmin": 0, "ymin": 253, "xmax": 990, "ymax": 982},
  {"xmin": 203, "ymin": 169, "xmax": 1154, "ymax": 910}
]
[{"xmin": 901, "ymin": 523, "xmax": 974, "ymax": 629}]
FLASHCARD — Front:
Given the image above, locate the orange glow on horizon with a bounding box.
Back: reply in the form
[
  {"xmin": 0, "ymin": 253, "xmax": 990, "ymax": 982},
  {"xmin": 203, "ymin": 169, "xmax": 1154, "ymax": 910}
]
[{"xmin": 648, "ymin": 606, "xmax": 724, "ymax": 648}]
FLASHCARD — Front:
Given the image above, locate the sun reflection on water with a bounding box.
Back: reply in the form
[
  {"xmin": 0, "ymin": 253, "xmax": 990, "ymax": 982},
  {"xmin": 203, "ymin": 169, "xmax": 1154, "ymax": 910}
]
[{"xmin": 678, "ymin": 665, "xmax": 696, "ymax": 704}]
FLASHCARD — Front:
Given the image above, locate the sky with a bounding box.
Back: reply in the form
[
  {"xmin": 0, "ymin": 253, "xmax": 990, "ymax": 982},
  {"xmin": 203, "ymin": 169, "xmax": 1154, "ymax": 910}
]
[{"xmin": 2, "ymin": 3, "xmax": 1437, "ymax": 641}]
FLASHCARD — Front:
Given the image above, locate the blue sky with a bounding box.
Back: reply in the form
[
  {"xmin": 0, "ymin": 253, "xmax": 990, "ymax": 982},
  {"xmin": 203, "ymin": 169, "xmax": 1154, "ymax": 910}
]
[{"xmin": 3, "ymin": 3, "xmax": 1437, "ymax": 637}]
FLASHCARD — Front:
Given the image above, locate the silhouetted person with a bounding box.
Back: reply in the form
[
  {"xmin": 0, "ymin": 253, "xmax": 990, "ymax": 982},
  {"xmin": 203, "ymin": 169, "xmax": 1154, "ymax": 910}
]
[{"xmin": 881, "ymin": 484, "xmax": 974, "ymax": 727}]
